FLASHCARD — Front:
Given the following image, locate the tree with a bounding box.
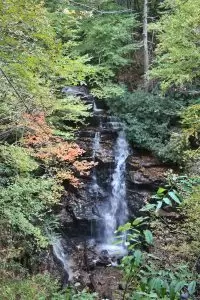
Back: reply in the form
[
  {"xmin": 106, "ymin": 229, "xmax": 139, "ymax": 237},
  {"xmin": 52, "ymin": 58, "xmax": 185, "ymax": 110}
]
[
  {"xmin": 150, "ymin": 0, "xmax": 200, "ymax": 90},
  {"xmin": 143, "ymin": 0, "xmax": 149, "ymax": 90}
]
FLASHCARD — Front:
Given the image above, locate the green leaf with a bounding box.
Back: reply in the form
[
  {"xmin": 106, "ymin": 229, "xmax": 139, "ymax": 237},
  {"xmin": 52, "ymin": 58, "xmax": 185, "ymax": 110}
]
[
  {"xmin": 156, "ymin": 201, "xmax": 163, "ymax": 212},
  {"xmin": 174, "ymin": 281, "xmax": 186, "ymax": 293},
  {"xmin": 143, "ymin": 230, "xmax": 154, "ymax": 245},
  {"xmin": 168, "ymin": 191, "xmax": 181, "ymax": 204},
  {"xmin": 134, "ymin": 250, "xmax": 143, "ymax": 266},
  {"xmin": 140, "ymin": 203, "xmax": 156, "ymax": 211},
  {"xmin": 132, "ymin": 217, "xmax": 148, "ymax": 226},
  {"xmin": 117, "ymin": 222, "xmax": 131, "ymax": 232},
  {"xmin": 157, "ymin": 187, "xmax": 167, "ymax": 195},
  {"xmin": 163, "ymin": 197, "xmax": 172, "ymax": 206},
  {"xmin": 188, "ymin": 281, "xmax": 196, "ymax": 295}
]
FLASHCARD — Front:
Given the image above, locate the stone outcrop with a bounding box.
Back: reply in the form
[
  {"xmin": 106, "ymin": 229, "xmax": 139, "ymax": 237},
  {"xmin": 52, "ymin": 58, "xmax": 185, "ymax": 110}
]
[
  {"xmin": 59, "ymin": 86, "xmax": 169, "ymax": 232},
  {"xmin": 50, "ymin": 86, "xmax": 171, "ymax": 298}
]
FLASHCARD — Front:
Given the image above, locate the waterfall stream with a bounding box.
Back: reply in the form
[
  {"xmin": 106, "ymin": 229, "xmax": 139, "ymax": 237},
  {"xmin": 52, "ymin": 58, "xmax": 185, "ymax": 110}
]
[
  {"xmin": 91, "ymin": 100, "xmax": 130, "ymax": 253},
  {"xmin": 89, "ymin": 131, "xmax": 102, "ymax": 198},
  {"xmin": 54, "ymin": 88, "xmax": 131, "ymax": 282},
  {"xmin": 53, "ymin": 239, "xmax": 74, "ymax": 281},
  {"xmin": 103, "ymin": 130, "xmax": 129, "ymax": 243}
]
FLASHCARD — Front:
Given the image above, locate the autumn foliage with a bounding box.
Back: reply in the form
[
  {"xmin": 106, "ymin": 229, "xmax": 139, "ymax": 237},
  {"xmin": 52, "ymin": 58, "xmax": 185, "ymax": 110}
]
[{"xmin": 22, "ymin": 113, "xmax": 95, "ymax": 187}]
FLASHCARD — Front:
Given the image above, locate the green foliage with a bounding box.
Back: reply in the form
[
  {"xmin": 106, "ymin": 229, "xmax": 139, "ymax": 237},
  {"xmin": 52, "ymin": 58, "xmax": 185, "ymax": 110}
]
[
  {"xmin": 150, "ymin": 0, "xmax": 200, "ymax": 90},
  {"xmin": 75, "ymin": 11, "xmax": 139, "ymax": 70},
  {"xmin": 91, "ymin": 83, "xmax": 125, "ymax": 99},
  {"xmin": 0, "ymin": 274, "xmax": 60, "ymax": 299},
  {"xmin": 106, "ymin": 90, "xmax": 187, "ymax": 160},
  {"xmin": 1, "ymin": 273, "xmax": 98, "ymax": 300},
  {"xmin": 117, "ymin": 216, "xmax": 153, "ymax": 250},
  {"xmin": 0, "ymin": 145, "xmax": 38, "ymax": 178},
  {"xmin": 0, "ymin": 0, "xmax": 105, "ymax": 134},
  {"xmin": 64, "ymin": 287, "xmax": 98, "ymax": 300},
  {"xmin": 181, "ymin": 185, "xmax": 200, "ymax": 257},
  {"xmin": 141, "ymin": 171, "xmax": 200, "ymax": 213},
  {"xmin": 141, "ymin": 186, "xmax": 182, "ymax": 213},
  {"xmin": 159, "ymin": 101, "xmax": 200, "ymax": 165},
  {"xmin": 118, "ymin": 221, "xmax": 197, "ymax": 299},
  {"xmin": 129, "ymin": 262, "xmax": 197, "ymax": 300},
  {"xmin": 179, "ymin": 103, "xmax": 200, "ymax": 166},
  {"xmin": 0, "ymin": 0, "xmax": 58, "ymax": 118},
  {"xmin": 48, "ymin": 96, "xmax": 91, "ymax": 139},
  {"xmin": 0, "ymin": 177, "xmax": 60, "ymax": 248},
  {"xmin": 45, "ymin": 0, "xmax": 67, "ymax": 12}
]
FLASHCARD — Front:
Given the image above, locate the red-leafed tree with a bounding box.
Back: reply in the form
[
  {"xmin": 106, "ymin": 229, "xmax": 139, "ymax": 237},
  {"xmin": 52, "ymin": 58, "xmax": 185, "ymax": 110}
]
[{"xmin": 22, "ymin": 113, "xmax": 95, "ymax": 187}]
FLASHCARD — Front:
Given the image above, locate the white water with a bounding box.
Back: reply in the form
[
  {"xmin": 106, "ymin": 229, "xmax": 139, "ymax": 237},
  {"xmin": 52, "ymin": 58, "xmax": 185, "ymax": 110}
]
[
  {"xmin": 90, "ymin": 131, "xmax": 103, "ymax": 198},
  {"xmin": 103, "ymin": 130, "xmax": 129, "ymax": 243},
  {"xmin": 52, "ymin": 239, "xmax": 74, "ymax": 280},
  {"xmin": 93, "ymin": 101, "xmax": 104, "ymax": 114},
  {"xmin": 92, "ymin": 131, "xmax": 101, "ymax": 159}
]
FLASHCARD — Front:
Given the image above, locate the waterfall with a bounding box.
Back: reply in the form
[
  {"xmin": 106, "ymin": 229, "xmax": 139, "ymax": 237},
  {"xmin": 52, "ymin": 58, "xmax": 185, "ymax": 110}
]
[
  {"xmin": 92, "ymin": 131, "xmax": 101, "ymax": 159},
  {"xmin": 52, "ymin": 239, "xmax": 73, "ymax": 281},
  {"xmin": 92, "ymin": 99, "xmax": 129, "ymax": 246},
  {"xmin": 90, "ymin": 132, "xmax": 102, "ymax": 197},
  {"xmin": 103, "ymin": 130, "xmax": 129, "ymax": 243}
]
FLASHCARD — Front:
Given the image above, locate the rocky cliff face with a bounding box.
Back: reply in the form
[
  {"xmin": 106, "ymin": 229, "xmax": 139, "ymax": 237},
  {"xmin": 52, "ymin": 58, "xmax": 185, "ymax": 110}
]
[
  {"xmin": 50, "ymin": 87, "xmax": 169, "ymax": 297},
  {"xmin": 59, "ymin": 87, "xmax": 168, "ymax": 237}
]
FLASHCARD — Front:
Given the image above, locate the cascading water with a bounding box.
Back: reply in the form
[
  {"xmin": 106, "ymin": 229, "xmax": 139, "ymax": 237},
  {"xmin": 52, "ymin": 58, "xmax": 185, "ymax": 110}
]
[
  {"xmin": 89, "ymin": 131, "xmax": 102, "ymax": 197},
  {"xmin": 103, "ymin": 130, "xmax": 129, "ymax": 243},
  {"xmin": 52, "ymin": 239, "xmax": 74, "ymax": 281},
  {"xmin": 60, "ymin": 89, "xmax": 131, "ymax": 273}
]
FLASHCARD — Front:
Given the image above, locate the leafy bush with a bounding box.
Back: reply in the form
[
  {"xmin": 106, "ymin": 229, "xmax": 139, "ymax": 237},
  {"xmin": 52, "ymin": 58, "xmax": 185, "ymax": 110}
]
[
  {"xmin": 106, "ymin": 90, "xmax": 187, "ymax": 160},
  {"xmin": 0, "ymin": 274, "xmax": 98, "ymax": 300},
  {"xmin": 48, "ymin": 96, "xmax": 91, "ymax": 139},
  {"xmin": 0, "ymin": 145, "xmax": 38, "ymax": 177},
  {"xmin": 118, "ymin": 220, "xmax": 197, "ymax": 300},
  {"xmin": 181, "ymin": 185, "xmax": 200, "ymax": 258},
  {"xmin": 142, "ymin": 171, "xmax": 200, "ymax": 213},
  {"xmin": 0, "ymin": 274, "xmax": 60, "ymax": 299},
  {"xmin": 117, "ymin": 216, "xmax": 153, "ymax": 249},
  {"xmin": 158, "ymin": 102, "xmax": 200, "ymax": 165},
  {"xmin": 0, "ymin": 177, "xmax": 60, "ymax": 248}
]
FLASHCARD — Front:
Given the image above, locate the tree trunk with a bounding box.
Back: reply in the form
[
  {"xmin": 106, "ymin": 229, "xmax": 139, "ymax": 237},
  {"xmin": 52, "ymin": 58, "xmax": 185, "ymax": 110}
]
[{"xmin": 143, "ymin": 0, "xmax": 149, "ymax": 90}]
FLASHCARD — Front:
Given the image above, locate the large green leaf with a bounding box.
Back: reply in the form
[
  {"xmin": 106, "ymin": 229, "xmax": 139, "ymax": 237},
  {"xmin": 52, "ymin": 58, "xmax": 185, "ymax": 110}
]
[
  {"xmin": 156, "ymin": 201, "xmax": 163, "ymax": 212},
  {"xmin": 134, "ymin": 250, "xmax": 143, "ymax": 266},
  {"xmin": 188, "ymin": 281, "xmax": 196, "ymax": 295},
  {"xmin": 163, "ymin": 197, "xmax": 172, "ymax": 206},
  {"xmin": 140, "ymin": 203, "xmax": 156, "ymax": 211},
  {"xmin": 174, "ymin": 281, "xmax": 186, "ymax": 293},
  {"xmin": 143, "ymin": 230, "xmax": 154, "ymax": 245},
  {"xmin": 132, "ymin": 217, "xmax": 148, "ymax": 226},
  {"xmin": 168, "ymin": 191, "xmax": 181, "ymax": 204}
]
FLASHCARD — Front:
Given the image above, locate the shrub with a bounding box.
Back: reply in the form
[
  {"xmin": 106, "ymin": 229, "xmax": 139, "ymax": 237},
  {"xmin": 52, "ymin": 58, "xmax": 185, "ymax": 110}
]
[
  {"xmin": 181, "ymin": 185, "xmax": 200, "ymax": 258},
  {"xmin": 0, "ymin": 274, "xmax": 60, "ymax": 299},
  {"xmin": 106, "ymin": 90, "xmax": 187, "ymax": 161},
  {"xmin": 0, "ymin": 145, "xmax": 38, "ymax": 177}
]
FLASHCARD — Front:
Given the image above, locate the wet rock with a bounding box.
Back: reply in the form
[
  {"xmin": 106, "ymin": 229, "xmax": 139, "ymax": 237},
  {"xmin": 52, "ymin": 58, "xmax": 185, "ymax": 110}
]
[
  {"xmin": 127, "ymin": 189, "xmax": 149, "ymax": 216},
  {"xmin": 62, "ymin": 86, "xmax": 92, "ymax": 101},
  {"xmin": 97, "ymin": 250, "xmax": 111, "ymax": 266},
  {"xmin": 127, "ymin": 154, "xmax": 168, "ymax": 189}
]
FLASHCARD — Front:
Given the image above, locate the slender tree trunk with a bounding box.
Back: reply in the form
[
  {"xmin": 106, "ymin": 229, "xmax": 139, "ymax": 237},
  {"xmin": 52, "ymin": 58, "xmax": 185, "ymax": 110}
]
[{"xmin": 143, "ymin": 0, "xmax": 149, "ymax": 90}]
